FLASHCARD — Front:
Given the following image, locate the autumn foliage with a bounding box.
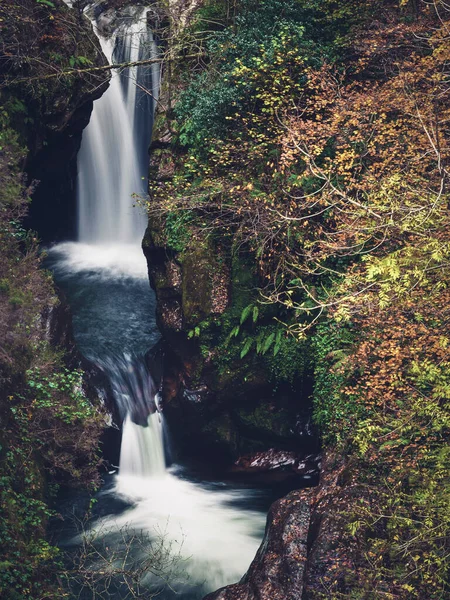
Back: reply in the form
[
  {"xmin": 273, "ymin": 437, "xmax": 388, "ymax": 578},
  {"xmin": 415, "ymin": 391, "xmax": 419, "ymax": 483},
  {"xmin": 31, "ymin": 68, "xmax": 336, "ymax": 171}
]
[{"xmin": 150, "ymin": 0, "xmax": 450, "ymax": 596}]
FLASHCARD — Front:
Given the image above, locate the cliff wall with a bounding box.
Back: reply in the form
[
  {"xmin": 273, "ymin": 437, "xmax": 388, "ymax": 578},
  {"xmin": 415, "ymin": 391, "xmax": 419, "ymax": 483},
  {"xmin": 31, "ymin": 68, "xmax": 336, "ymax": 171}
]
[{"xmin": 0, "ymin": 2, "xmax": 109, "ymax": 595}]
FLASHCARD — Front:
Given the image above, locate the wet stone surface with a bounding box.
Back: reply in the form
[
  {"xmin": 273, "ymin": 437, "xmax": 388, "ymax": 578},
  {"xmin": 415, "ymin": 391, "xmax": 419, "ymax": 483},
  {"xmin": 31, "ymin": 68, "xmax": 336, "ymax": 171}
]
[{"xmin": 204, "ymin": 490, "xmax": 311, "ymax": 600}]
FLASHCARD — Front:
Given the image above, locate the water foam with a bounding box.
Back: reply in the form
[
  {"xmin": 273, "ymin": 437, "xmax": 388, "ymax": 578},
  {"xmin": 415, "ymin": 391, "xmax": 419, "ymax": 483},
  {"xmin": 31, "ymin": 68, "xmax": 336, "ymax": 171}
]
[
  {"xmin": 98, "ymin": 468, "xmax": 266, "ymax": 594},
  {"xmin": 47, "ymin": 242, "xmax": 148, "ymax": 280}
]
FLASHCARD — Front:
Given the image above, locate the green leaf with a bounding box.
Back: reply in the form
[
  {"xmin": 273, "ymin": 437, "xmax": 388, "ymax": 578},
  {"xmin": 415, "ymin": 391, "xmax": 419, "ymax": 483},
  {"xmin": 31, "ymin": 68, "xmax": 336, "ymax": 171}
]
[
  {"xmin": 36, "ymin": 0, "xmax": 55, "ymax": 7},
  {"xmin": 273, "ymin": 329, "xmax": 283, "ymax": 355},
  {"xmin": 225, "ymin": 325, "xmax": 240, "ymax": 348},
  {"xmin": 252, "ymin": 306, "xmax": 259, "ymax": 323},
  {"xmin": 262, "ymin": 333, "xmax": 275, "ymax": 354},
  {"xmin": 240, "ymin": 338, "xmax": 253, "ymax": 359},
  {"xmin": 240, "ymin": 304, "xmax": 253, "ymax": 325},
  {"xmin": 256, "ymin": 338, "xmax": 262, "ymax": 354},
  {"xmin": 77, "ymin": 56, "xmax": 93, "ymax": 66}
]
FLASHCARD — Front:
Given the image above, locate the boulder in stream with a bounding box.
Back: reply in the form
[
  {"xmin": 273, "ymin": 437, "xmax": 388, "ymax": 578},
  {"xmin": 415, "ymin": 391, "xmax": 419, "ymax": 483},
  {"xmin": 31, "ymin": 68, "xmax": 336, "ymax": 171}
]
[{"xmin": 204, "ymin": 490, "xmax": 311, "ymax": 600}]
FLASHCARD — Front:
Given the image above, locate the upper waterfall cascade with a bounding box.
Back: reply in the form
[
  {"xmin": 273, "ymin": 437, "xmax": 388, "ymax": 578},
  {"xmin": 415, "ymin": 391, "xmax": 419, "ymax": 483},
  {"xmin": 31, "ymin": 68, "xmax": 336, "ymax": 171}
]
[{"xmin": 77, "ymin": 8, "xmax": 159, "ymax": 245}]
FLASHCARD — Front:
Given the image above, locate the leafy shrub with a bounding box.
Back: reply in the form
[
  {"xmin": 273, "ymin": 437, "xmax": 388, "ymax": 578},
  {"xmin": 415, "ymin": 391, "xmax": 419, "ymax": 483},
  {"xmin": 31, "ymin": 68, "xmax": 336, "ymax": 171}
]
[{"xmin": 175, "ymin": 0, "xmax": 317, "ymax": 150}]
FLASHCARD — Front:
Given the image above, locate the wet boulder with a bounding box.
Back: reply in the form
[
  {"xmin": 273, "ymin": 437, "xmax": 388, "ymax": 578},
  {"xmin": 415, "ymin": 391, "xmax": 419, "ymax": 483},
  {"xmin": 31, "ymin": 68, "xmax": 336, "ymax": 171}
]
[
  {"xmin": 204, "ymin": 490, "xmax": 311, "ymax": 600},
  {"xmin": 232, "ymin": 449, "xmax": 320, "ymax": 478}
]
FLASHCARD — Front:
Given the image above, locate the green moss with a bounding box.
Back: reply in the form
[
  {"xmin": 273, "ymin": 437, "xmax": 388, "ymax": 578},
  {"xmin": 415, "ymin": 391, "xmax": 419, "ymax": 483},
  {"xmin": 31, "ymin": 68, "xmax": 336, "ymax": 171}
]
[
  {"xmin": 202, "ymin": 413, "xmax": 238, "ymax": 451},
  {"xmin": 165, "ymin": 211, "xmax": 192, "ymax": 252},
  {"xmin": 234, "ymin": 402, "xmax": 294, "ymax": 440},
  {"xmin": 230, "ymin": 250, "xmax": 258, "ymax": 310},
  {"xmin": 311, "ymin": 320, "xmax": 357, "ymax": 444},
  {"xmin": 142, "ymin": 214, "xmax": 167, "ymax": 248},
  {"xmin": 264, "ymin": 330, "xmax": 311, "ymax": 385}
]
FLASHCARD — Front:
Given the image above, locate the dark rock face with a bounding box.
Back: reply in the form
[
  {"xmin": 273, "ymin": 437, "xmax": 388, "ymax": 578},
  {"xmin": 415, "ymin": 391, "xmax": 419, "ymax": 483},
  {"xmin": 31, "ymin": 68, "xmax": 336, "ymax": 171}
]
[
  {"xmin": 41, "ymin": 290, "xmax": 77, "ymax": 357},
  {"xmin": 205, "ymin": 491, "xmax": 311, "ymax": 600},
  {"xmin": 26, "ymin": 102, "xmax": 94, "ymax": 242},
  {"xmin": 143, "ymin": 222, "xmax": 231, "ymax": 333},
  {"xmin": 152, "ymin": 338, "xmax": 318, "ymax": 463},
  {"xmin": 302, "ymin": 453, "xmax": 363, "ymax": 598},
  {"xmin": 203, "ymin": 452, "xmax": 367, "ymax": 600},
  {"xmin": 0, "ymin": 0, "xmax": 111, "ymax": 242}
]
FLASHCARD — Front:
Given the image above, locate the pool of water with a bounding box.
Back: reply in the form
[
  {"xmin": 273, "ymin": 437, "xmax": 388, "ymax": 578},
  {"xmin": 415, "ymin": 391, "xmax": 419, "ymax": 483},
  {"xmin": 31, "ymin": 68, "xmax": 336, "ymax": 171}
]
[{"xmin": 46, "ymin": 242, "xmax": 271, "ymax": 599}]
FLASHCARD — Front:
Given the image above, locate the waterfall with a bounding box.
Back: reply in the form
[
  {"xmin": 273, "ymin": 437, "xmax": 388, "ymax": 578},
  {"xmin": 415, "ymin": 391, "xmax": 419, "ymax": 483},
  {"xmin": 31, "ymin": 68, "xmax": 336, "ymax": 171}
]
[
  {"xmin": 49, "ymin": 7, "xmax": 267, "ymax": 596},
  {"xmin": 69, "ymin": 7, "xmax": 166, "ymax": 479},
  {"xmin": 120, "ymin": 413, "xmax": 166, "ymax": 477},
  {"xmin": 77, "ymin": 8, "xmax": 158, "ymax": 245}
]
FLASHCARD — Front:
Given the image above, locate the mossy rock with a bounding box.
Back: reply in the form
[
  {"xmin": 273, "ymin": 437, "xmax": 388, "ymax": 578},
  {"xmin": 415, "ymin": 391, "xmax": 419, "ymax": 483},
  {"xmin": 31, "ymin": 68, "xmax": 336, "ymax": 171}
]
[
  {"xmin": 233, "ymin": 402, "xmax": 296, "ymax": 442},
  {"xmin": 180, "ymin": 235, "xmax": 230, "ymax": 327},
  {"xmin": 230, "ymin": 250, "xmax": 258, "ymax": 310},
  {"xmin": 201, "ymin": 412, "xmax": 239, "ymax": 455}
]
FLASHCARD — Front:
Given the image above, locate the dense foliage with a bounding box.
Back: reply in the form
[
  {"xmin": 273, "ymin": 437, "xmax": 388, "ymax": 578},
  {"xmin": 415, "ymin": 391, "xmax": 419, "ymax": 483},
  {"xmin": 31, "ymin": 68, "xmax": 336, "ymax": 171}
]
[
  {"xmin": 0, "ymin": 109, "xmax": 103, "ymax": 598},
  {"xmin": 150, "ymin": 0, "xmax": 450, "ymax": 596}
]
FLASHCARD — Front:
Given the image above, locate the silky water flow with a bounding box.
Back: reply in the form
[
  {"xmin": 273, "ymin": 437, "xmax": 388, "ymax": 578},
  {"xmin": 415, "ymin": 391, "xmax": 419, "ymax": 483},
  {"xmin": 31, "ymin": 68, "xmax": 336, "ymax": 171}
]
[{"xmin": 48, "ymin": 7, "xmax": 266, "ymax": 598}]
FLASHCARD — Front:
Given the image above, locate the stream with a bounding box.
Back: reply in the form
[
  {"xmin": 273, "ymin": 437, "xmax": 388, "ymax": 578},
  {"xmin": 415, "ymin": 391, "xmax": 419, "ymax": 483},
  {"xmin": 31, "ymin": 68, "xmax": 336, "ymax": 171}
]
[{"xmin": 46, "ymin": 8, "xmax": 270, "ymax": 599}]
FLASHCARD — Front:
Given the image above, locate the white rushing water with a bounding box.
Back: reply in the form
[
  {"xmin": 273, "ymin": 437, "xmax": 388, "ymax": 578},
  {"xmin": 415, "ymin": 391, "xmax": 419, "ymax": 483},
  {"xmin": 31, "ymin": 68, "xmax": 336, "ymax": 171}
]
[
  {"xmin": 120, "ymin": 413, "xmax": 166, "ymax": 477},
  {"xmin": 47, "ymin": 241, "xmax": 149, "ymax": 279},
  {"xmin": 111, "ymin": 468, "xmax": 265, "ymax": 594},
  {"xmin": 77, "ymin": 8, "xmax": 157, "ymax": 245},
  {"xmin": 101, "ymin": 355, "xmax": 266, "ymax": 595}
]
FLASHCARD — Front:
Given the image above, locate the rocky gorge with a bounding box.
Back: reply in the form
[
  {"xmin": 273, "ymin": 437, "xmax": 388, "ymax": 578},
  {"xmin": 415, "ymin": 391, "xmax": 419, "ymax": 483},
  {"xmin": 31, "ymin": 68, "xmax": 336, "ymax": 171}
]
[{"xmin": 1, "ymin": 0, "xmax": 449, "ymax": 599}]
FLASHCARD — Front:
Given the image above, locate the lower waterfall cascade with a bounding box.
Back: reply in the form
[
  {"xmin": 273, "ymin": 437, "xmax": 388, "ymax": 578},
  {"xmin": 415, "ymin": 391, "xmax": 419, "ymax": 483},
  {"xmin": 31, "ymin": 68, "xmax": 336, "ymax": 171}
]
[{"xmin": 47, "ymin": 5, "xmax": 268, "ymax": 598}]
